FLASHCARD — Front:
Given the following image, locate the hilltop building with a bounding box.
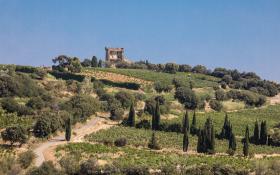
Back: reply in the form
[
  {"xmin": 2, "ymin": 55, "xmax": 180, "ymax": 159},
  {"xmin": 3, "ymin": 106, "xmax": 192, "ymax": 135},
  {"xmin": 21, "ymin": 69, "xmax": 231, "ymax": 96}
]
[{"xmin": 105, "ymin": 47, "xmax": 125, "ymax": 62}]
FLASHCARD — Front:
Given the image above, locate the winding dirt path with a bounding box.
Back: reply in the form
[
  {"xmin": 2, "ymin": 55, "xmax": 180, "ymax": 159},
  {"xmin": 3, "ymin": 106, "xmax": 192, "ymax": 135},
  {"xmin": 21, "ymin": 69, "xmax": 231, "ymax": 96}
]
[{"xmin": 33, "ymin": 113, "xmax": 116, "ymax": 167}]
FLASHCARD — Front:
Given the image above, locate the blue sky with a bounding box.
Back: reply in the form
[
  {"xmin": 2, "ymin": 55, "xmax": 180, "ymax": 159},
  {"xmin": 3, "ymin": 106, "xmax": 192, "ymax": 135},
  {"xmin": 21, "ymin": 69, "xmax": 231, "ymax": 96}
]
[{"xmin": 0, "ymin": 0, "xmax": 279, "ymax": 82}]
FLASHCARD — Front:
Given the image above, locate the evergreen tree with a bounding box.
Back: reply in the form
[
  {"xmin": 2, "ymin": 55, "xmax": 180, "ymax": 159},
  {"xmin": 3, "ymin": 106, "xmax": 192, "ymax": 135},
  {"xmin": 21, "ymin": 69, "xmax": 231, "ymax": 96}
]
[
  {"xmin": 98, "ymin": 60, "xmax": 102, "ymax": 67},
  {"xmin": 197, "ymin": 128, "xmax": 204, "ymax": 153},
  {"xmin": 152, "ymin": 100, "xmax": 160, "ymax": 130},
  {"xmin": 183, "ymin": 111, "xmax": 189, "ymax": 152},
  {"xmin": 220, "ymin": 113, "xmax": 231, "ymax": 139},
  {"xmin": 229, "ymin": 132, "xmax": 237, "ymax": 153},
  {"xmin": 148, "ymin": 132, "xmax": 160, "ymax": 150},
  {"xmin": 204, "ymin": 117, "xmax": 215, "ymax": 154},
  {"xmin": 65, "ymin": 118, "xmax": 71, "ymax": 141},
  {"xmin": 91, "ymin": 56, "xmax": 98, "ymax": 67},
  {"xmin": 253, "ymin": 120, "xmax": 260, "ymax": 144},
  {"xmin": 260, "ymin": 121, "xmax": 268, "ymax": 145},
  {"xmin": 127, "ymin": 103, "xmax": 135, "ymax": 127},
  {"xmin": 190, "ymin": 111, "xmax": 197, "ymax": 135},
  {"xmin": 243, "ymin": 125, "xmax": 250, "ymax": 157}
]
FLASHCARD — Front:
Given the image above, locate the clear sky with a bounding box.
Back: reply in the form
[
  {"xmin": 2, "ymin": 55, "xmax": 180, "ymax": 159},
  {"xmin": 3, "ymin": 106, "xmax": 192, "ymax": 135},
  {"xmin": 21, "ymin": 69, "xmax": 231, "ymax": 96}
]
[{"xmin": 0, "ymin": 0, "xmax": 279, "ymax": 82}]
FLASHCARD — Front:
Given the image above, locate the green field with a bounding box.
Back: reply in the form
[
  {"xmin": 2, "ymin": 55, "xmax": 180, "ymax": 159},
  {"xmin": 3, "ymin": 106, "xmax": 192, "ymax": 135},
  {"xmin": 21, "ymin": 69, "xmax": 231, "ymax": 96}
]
[
  {"xmin": 86, "ymin": 126, "xmax": 280, "ymax": 155},
  {"xmin": 88, "ymin": 68, "xmax": 220, "ymax": 88},
  {"xmin": 57, "ymin": 142, "xmax": 253, "ymax": 170}
]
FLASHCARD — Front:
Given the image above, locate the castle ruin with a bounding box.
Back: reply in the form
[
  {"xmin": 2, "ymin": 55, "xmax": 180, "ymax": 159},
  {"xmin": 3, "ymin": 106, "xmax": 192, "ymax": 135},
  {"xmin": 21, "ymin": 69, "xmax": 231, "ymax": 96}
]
[{"xmin": 105, "ymin": 47, "xmax": 125, "ymax": 62}]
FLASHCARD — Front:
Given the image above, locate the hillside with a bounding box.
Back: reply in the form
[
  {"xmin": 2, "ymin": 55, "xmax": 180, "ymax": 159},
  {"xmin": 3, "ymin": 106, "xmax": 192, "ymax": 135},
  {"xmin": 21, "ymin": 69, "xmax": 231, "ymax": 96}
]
[{"xmin": 0, "ymin": 61, "xmax": 280, "ymax": 175}]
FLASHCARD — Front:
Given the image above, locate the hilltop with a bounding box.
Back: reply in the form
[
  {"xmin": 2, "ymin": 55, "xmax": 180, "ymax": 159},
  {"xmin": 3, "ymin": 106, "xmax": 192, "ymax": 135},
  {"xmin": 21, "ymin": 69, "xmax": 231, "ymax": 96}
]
[{"xmin": 0, "ymin": 56, "xmax": 280, "ymax": 174}]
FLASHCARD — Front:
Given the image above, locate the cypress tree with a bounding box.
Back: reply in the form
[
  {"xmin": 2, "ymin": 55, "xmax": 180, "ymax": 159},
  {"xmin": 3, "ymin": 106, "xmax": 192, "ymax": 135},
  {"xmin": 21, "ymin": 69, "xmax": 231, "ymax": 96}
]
[
  {"xmin": 190, "ymin": 110, "xmax": 197, "ymax": 135},
  {"xmin": 65, "ymin": 118, "xmax": 71, "ymax": 141},
  {"xmin": 127, "ymin": 103, "xmax": 135, "ymax": 127},
  {"xmin": 197, "ymin": 128, "xmax": 204, "ymax": 153},
  {"xmin": 243, "ymin": 125, "xmax": 250, "ymax": 157},
  {"xmin": 220, "ymin": 113, "xmax": 231, "ymax": 139},
  {"xmin": 260, "ymin": 121, "xmax": 268, "ymax": 145},
  {"xmin": 229, "ymin": 132, "xmax": 237, "ymax": 152},
  {"xmin": 253, "ymin": 120, "xmax": 260, "ymax": 144},
  {"xmin": 204, "ymin": 117, "xmax": 215, "ymax": 154},
  {"xmin": 210, "ymin": 125, "xmax": 215, "ymax": 153},
  {"xmin": 183, "ymin": 111, "xmax": 189, "ymax": 152},
  {"xmin": 98, "ymin": 60, "xmax": 102, "ymax": 67},
  {"xmin": 148, "ymin": 132, "xmax": 160, "ymax": 150},
  {"xmin": 154, "ymin": 100, "xmax": 160, "ymax": 130},
  {"xmin": 91, "ymin": 56, "xmax": 98, "ymax": 67}
]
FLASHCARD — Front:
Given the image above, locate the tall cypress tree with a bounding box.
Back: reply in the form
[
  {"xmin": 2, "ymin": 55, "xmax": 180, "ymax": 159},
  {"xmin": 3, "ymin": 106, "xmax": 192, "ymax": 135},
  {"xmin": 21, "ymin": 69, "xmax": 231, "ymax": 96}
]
[
  {"xmin": 190, "ymin": 110, "xmax": 197, "ymax": 135},
  {"xmin": 253, "ymin": 120, "xmax": 260, "ymax": 144},
  {"xmin": 229, "ymin": 132, "xmax": 237, "ymax": 153},
  {"xmin": 128, "ymin": 103, "xmax": 135, "ymax": 127},
  {"xmin": 243, "ymin": 125, "xmax": 250, "ymax": 157},
  {"xmin": 183, "ymin": 111, "xmax": 189, "ymax": 152},
  {"xmin": 220, "ymin": 113, "xmax": 231, "ymax": 139},
  {"xmin": 260, "ymin": 121, "xmax": 267, "ymax": 145},
  {"xmin": 197, "ymin": 128, "xmax": 204, "ymax": 153},
  {"xmin": 154, "ymin": 100, "xmax": 160, "ymax": 130},
  {"xmin": 204, "ymin": 117, "xmax": 215, "ymax": 154},
  {"xmin": 148, "ymin": 132, "xmax": 160, "ymax": 150},
  {"xmin": 65, "ymin": 118, "xmax": 71, "ymax": 141},
  {"xmin": 91, "ymin": 56, "xmax": 98, "ymax": 67}
]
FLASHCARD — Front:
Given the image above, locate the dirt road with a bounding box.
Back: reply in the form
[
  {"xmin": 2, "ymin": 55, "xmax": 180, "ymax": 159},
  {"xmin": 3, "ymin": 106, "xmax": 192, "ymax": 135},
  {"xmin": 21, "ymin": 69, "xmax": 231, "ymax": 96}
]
[{"xmin": 34, "ymin": 113, "xmax": 114, "ymax": 167}]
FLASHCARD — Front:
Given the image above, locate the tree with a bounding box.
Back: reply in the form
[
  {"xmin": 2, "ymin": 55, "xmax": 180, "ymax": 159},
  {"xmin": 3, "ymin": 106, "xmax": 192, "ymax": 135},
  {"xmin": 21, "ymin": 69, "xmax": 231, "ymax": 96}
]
[
  {"xmin": 163, "ymin": 63, "xmax": 179, "ymax": 74},
  {"xmin": 91, "ymin": 56, "xmax": 98, "ymax": 67},
  {"xmin": 260, "ymin": 121, "xmax": 268, "ymax": 145},
  {"xmin": 148, "ymin": 132, "xmax": 160, "ymax": 150},
  {"xmin": 127, "ymin": 103, "xmax": 136, "ymax": 127},
  {"xmin": 152, "ymin": 100, "xmax": 161, "ymax": 130},
  {"xmin": 178, "ymin": 64, "xmax": 192, "ymax": 72},
  {"xmin": 219, "ymin": 114, "xmax": 232, "ymax": 139},
  {"xmin": 81, "ymin": 59, "xmax": 92, "ymax": 67},
  {"xmin": 197, "ymin": 128, "xmax": 205, "ymax": 153},
  {"xmin": 1, "ymin": 125, "xmax": 27, "ymax": 146},
  {"xmin": 197, "ymin": 117, "xmax": 215, "ymax": 154},
  {"xmin": 65, "ymin": 118, "xmax": 71, "ymax": 141},
  {"xmin": 209, "ymin": 99, "xmax": 223, "ymax": 112},
  {"xmin": 98, "ymin": 60, "xmax": 103, "ymax": 67},
  {"xmin": 253, "ymin": 120, "xmax": 260, "ymax": 144},
  {"xmin": 243, "ymin": 125, "xmax": 250, "ymax": 157},
  {"xmin": 52, "ymin": 55, "xmax": 82, "ymax": 73},
  {"xmin": 183, "ymin": 111, "xmax": 189, "ymax": 152},
  {"xmin": 228, "ymin": 132, "xmax": 237, "ymax": 155},
  {"xmin": 190, "ymin": 111, "xmax": 197, "ymax": 135},
  {"xmin": 174, "ymin": 87, "xmax": 198, "ymax": 110}
]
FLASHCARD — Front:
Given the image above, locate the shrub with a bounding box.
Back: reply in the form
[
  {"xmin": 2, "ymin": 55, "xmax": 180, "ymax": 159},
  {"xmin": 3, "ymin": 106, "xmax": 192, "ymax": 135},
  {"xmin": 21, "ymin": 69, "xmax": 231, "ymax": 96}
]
[
  {"xmin": 164, "ymin": 63, "xmax": 179, "ymax": 74},
  {"xmin": 79, "ymin": 158, "xmax": 99, "ymax": 175},
  {"xmin": 154, "ymin": 81, "xmax": 173, "ymax": 93},
  {"xmin": 18, "ymin": 150, "xmax": 36, "ymax": 168},
  {"xmin": 192, "ymin": 65, "xmax": 207, "ymax": 74},
  {"xmin": 1, "ymin": 125, "xmax": 28, "ymax": 146},
  {"xmin": 115, "ymin": 91, "xmax": 135, "ymax": 109},
  {"xmin": 114, "ymin": 138, "xmax": 127, "ymax": 147},
  {"xmin": 209, "ymin": 100, "xmax": 223, "ymax": 112},
  {"xmin": 59, "ymin": 155, "xmax": 80, "ymax": 174},
  {"xmin": 62, "ymin": 95, "xmax": 100, "ymax": 122},
  {"xmin": 122, "ymin": 166, "xmax": 149, "ymax": 175},
  {"xmin": 99, "ymin": 79, "xmax": 140, "ymax": 90},
  {"xmin": 215, "ymin": 89, "xmax": 227, "ymax": 101},
  {"xmin": 26, "ymin": 97, "xmax": 45, "ymax": 110},
  {"xmin": 174, "ymin": 87, "xmax": 198, "ymax": 110},
  {"xmin": 26, "ymin": 161, "xmax": 60, "ymax": 175},
  {"xmin": 49, "ymin": 71, "xmax": 85, "ymax": 82},
  {"xmin": 110, "ymin": 108, "xmax": 124, "ymax": 121},
  {"xmin": 136, "ymin": 120, "xmax": 151, "ymax": 129},
  {"xmin": 1, "ymin": 98, "xmax": 33, "ymax": 116},
  {"xmin": 178, "ymin": 64, "xmax": 192, "ymax": 72}
]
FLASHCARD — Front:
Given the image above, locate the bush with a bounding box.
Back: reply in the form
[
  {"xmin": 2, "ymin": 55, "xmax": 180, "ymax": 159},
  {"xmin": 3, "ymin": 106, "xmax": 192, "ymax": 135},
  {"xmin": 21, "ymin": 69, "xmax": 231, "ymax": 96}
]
[
  {"xmin": 59, "ymin": 155, "xmax": 80, "ymax": 175},
  {"xmin": 62, "ymin": 95, "xmax": 100, "ymax": 122},
  {"xmin": 164, "ymin": 63, "xmax": 179, "ymax": 74},
  {"xmin": 26, "ymin": 161, "xmax": 60, "ymax": 175},
  {"xmin": 99, "ymin": 79, "xmax": 141, "ymax": 90},
  {"xmin": 110, "ymin": 108, "xmax": 124, "ymax": 121},
  {"xmin": 174, "ymin": 87, "xmax": 198, "ymax": 110},
  {"xmin": 178, "ymin": 64, "xmax": 192, "ymax": 72},
  {"xmin": 18, "ymin": 150, "xmax": 36, "ymax": 168},
  {"xmin": 122, "ymin": 166, "xmax": 149, "ymax": 175},
  {"xmin": 215, "ymin": 89, "xmax": 227, "ymax": 101},
  {"xmin": 1, "ymin": 98, "xmax": 33, "ymax": 116},
  {"xmin": 26, "ymin": 97, "xmax": 45, "ymax": 110},
  {"xmin": 154, "ymin": 81, "xmax": 173, "ymax": 93},
  {"xmin": 49, "ymin": 71, "xmax": 85, "ymax": 82},
  {"xmin": 114, "ymin": 138, "xmax": 127, "ymax": 147},
  {"xmin": 1, "ymin": 125, "xmax": 28, "ymax": 146},
  {"xmin": 209, "ymin": 100, "xmax": 223, "ymax": 111},
  {"xmin": 79, "ymin": 158, "xmax": 100, "ymax": 175},
  {"xmin": 115, "ymin": 91, "xmax": 135, "ymax": 109},
  {"xmin": 136, "ymin": 120, "xmax": 151, "ymax": 129}
]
